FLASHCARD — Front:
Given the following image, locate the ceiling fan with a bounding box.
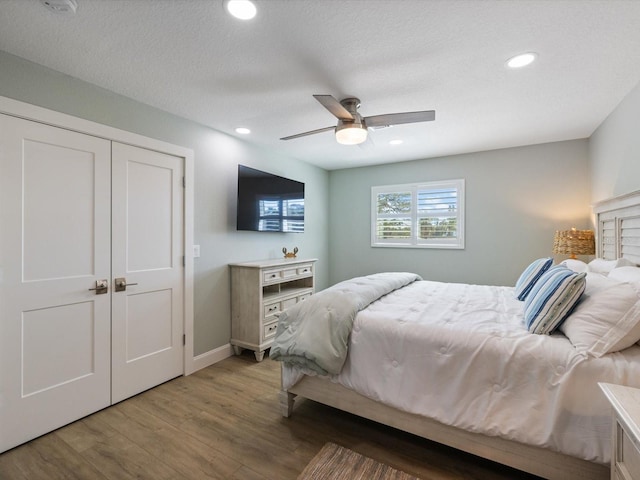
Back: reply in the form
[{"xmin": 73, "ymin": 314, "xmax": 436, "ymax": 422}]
[{"xmin": 280, "ymin": 94, "xmax": 435, "ymax": 145}]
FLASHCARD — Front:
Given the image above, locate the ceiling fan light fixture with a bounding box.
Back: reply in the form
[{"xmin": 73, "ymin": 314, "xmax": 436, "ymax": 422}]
[
  {"xmin": 335, "ymin": 123, "xmax": 368, "ymax": 145},
  {"xmin": 280, "ymin": 94, "xmax": 435, "ymax": 144}
]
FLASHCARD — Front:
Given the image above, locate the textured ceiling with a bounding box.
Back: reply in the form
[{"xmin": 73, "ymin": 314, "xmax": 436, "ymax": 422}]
[{"xmin": 1, "ymin": 0, "xmax": 640, "ymax": 170}]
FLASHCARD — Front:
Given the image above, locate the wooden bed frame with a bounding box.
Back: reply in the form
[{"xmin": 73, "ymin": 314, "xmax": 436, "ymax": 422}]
[
  {"xmin": 279, "ymin": 191, "xmax": 640, "ymax": 480},
  {"xmin": 280, "ymin": 378, "xmax": 607, "ymax": 480}
]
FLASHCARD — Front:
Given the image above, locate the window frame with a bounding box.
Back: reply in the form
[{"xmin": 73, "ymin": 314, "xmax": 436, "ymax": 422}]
[{"xmin": 371, "ymin": 179, "xmax": 465, "ymax": 249}]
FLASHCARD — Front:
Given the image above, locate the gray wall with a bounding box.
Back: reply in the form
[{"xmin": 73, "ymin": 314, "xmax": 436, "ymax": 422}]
[
  {"xmin": 589, "ymin": 81, "xmax": 640, "ymax": 203},
  {"xmin": 328, "ymin": 140, "xmax": 591, "ymax": 286},
  {"xmin": 0, "ymin": 51, "xmax": 330, "ymax": 356},
  {"xmin": 5, "ymin": 47, "xmax": 633, "ymax": 355}
]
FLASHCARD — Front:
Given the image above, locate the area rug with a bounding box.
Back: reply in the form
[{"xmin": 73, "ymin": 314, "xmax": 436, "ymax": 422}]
[{"xmin": 297, "ymin": 442, "xmax": 422, "ymax": 480}]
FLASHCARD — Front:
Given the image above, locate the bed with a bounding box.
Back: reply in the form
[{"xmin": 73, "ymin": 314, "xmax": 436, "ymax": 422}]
[{"xmin": 270, "ymin": 190, "xmax": 640, "ymax": 480}]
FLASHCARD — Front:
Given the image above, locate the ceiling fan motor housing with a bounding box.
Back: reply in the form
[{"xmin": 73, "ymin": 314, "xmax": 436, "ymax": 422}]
[
  {"xmin": 337, "ymin": 97, "xmax": 365, "ymax": 128},
  {"xmin": 336, "ymin": 117, "xmax": 366, "ymax": 131},
  {"xmin": 339, "ymin": 97, "xmax": 361, "ymax": 115}
]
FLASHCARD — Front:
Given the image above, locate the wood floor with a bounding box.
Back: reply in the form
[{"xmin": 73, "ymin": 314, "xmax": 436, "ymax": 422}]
[{"xmin": 0, "ymin": 352, "xmax": 542, "ymax": 480}]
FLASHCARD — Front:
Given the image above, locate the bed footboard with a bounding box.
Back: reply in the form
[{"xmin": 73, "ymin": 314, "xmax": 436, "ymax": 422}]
[{"xmin": 285, "ymin": 375, "xmax": 608, "ymax": 480}]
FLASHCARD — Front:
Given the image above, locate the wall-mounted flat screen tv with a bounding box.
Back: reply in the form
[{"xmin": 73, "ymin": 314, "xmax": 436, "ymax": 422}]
[{"xmin": 236, "ymin": 165, "xmax": 305, "ymax": 233}]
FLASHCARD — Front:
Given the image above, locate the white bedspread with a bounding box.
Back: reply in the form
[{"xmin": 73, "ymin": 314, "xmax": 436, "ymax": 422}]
[
  {"xmin": 283, "ymin": 280, "xmax": 640, "ymax": 464},
  {"xmin": 270, "ymin": 272, "xmax": 421, "ymax": 375}
]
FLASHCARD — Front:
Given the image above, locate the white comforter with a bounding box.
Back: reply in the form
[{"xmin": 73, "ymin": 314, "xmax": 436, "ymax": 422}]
[
  {"xmin": 283, "ymin": 280, "xmax": 640, "ymax": 464},
  {"xmin": 270, "ymin": 272, "xmax": 421, "ymax": 375}
]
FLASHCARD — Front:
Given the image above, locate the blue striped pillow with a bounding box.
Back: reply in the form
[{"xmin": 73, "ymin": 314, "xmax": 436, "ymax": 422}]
[
  {"xmin": 524, "ymin": 266, "xmax": 586, "ymax": 334},
  {"xmin": 514, "ymin": 257, "xmax": 553, "ymax": 301}
]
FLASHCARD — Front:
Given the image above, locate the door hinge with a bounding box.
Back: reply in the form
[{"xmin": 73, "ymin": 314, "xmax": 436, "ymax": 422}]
[
  {"xmin": 182, "ymin": 176, "xmax": 185, "ymax": 188},
  {"xmin": 182, "ymin": 255, "xmax": 185, "ymax": 266},
  {"xmin": 183, "ymin": 334, "xmax": 186, "ymax": 346}
]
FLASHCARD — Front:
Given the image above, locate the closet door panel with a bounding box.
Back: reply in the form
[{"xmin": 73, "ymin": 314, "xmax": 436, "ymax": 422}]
[
  {"xmin": 111, "ymin": 142, "xmax": 184, "ymax": 404},
  {"xmin": 0, "ymin": 114, "xmax": 111, "ymax": 453}
]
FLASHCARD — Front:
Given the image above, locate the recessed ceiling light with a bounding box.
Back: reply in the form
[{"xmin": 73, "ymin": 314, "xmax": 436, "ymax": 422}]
[
  {"xmin": 235, "ymin": 127, "xmax": 251, "ymax": 135},
  {"xmin": 389, "ymin": 139, "xmax": 403, "ymax": 145},
  {"xmin": 225, "ymin": 0, "xmax": 257, "ymax": 20},
  {"xmin": 506, "ymin": 52, "xmax": 537, "ymax": 69}
]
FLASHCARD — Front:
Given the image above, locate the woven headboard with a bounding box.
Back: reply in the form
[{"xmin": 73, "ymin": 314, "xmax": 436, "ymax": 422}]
[{"xmin": 593, "ymin": 190, "xmax": 640, "ymax": 265}]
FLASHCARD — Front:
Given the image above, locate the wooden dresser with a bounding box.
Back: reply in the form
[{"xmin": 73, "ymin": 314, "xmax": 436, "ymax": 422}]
[
  {"xmin": 600, "ymin": 383, "xmax": 640, "ymax": 480},
  {"xmin": 230, "ymin": 258, "xmax": 317, "ymax": 361}
]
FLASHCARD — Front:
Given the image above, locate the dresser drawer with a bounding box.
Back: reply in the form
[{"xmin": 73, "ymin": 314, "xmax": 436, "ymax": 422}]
[
  {"xmin": 263, "ymin": 264, "xmax": 314, "ymax": 284},
  {"xmin": 282, "ymin": 297, "xmax": 298, "ymax": 310},
  {"xmin": 263, "ymin": 321, "xmax": 278, "ymax": 341},
  {"xmin": 617, "ymin": 421, "xmax": 640, "ymax": 479},
  {"xmin": 264, "ymin": 293, "xmax": 309, "ymax": 320},
  {"xmin": 263, "ymin": 269, "xmax": 281, "ymax": 283},
  {"xmin": 282, "ymin": 267, "xmax": 298, "ymax": 279},
  {"xmin": 297, "ymin": 264, "xmax": 313, "ymax": 276},
  {"xmin": 263, "ymin": 302, "xmax": 280, "ymax": 319}
]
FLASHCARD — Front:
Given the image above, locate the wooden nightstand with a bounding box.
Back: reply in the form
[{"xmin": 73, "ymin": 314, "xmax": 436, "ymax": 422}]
[{"xmin": 600, "ymin": 383, "xmax": 640, "ymax": 480}]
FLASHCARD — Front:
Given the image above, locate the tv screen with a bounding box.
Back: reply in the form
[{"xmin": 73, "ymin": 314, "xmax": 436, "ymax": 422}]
[{"xmin": 236, "ymin": 165, "xmax": 305, "ymax": 233}]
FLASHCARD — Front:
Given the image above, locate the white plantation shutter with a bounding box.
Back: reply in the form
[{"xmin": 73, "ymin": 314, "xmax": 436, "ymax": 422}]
[
  {"xmin": 373, "ymin": 190, "xmax": 412, "ymax": 243},
  {"xmin": 372, "ymin": 179, "xmax": 464, "ymax": 249}
]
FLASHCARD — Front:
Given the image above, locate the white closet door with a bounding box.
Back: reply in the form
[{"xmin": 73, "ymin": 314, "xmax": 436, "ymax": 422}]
[
  {"xmin": 110, "ymin": 142, "xmax": 184, "ymax": 404},
  {"xmin": 0, "ymin": 114, "xmax": 112, "ymax": 452}
]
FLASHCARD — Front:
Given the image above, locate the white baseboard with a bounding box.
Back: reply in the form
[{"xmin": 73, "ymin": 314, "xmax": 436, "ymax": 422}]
[{"xmin": 186, "ymin": 343, "xmax": 234, "ymax": 375}]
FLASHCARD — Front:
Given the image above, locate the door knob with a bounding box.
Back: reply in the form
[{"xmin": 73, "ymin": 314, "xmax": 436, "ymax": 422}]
[
  {"xmin": 114, "ymin": 277, "xmax": 138, "ymax": 292},
  {"xmin": 88, "ymin": 279, "xmax": 108, "ymax": 294}
]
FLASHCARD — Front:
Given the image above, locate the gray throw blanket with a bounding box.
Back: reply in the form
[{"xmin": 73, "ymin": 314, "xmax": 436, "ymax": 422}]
[{"xmin": 269, "ymin": 272, "xmax": 422, "ymax": 375}]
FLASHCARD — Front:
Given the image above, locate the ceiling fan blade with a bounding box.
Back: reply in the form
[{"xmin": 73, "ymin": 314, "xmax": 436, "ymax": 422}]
[
  {"xmin": 280, "ymin": 126, "xmax": 335, "ymax": 141},
  {"xmin": 364, "ymin": 110, "xmax": 435, "ymax": 128},
  {"xmin": 313, "ymin": 95, "xmax": 354, "ymax": 121}
]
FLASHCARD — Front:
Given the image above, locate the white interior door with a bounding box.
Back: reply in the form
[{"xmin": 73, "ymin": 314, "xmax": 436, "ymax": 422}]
[
  {"xmin": 0, "ymin": 114, "xmax": 112, "ymax": 452},
  {"xmin": 0, "ymin": 116, "xmax": 186, "ymax": 452},
  {"xmin": 111, "ymin": 142, "xmax": 184, "ymax": 404}
]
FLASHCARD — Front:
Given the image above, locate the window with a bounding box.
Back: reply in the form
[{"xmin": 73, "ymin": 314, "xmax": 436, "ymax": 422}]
[{"xmin": 371, "ymin": 179, "xmax": 464, "ymax": 249}]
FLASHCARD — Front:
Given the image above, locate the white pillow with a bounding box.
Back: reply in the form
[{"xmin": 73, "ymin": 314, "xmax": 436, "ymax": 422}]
[
  {"xmin": 608, "ymin": 266, "xmax": 640, "ymax": 285},
  {"xmin": 560, "ymin": 272, "xmax": 640, "ymax": 356},
  {"xmin": 560, "ymin": 259, "xmax": 589, "ymax": 273},
  {"xmin": 588, "ymin": 257, "xmax": 635, "ymax": 275},
  {"xmin": 582, "ymin": 271, "xmax": 612, "ymax": 295}
]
